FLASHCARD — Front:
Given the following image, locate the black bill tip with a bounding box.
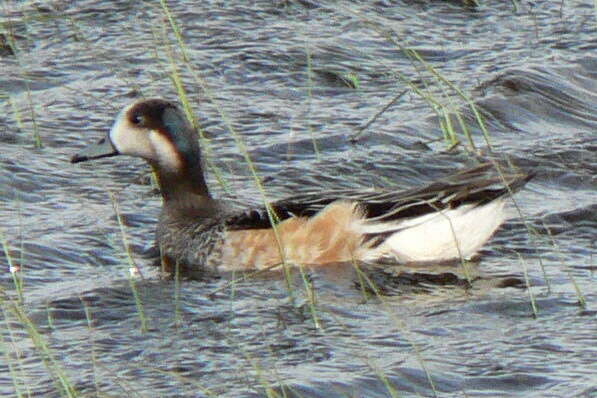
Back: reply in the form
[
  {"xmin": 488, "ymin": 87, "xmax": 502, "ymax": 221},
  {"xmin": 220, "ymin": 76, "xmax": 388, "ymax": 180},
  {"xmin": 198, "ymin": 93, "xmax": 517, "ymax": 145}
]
[{"xmin": 70, "ymin": 153, "xmax": 88, "ymax": 163}]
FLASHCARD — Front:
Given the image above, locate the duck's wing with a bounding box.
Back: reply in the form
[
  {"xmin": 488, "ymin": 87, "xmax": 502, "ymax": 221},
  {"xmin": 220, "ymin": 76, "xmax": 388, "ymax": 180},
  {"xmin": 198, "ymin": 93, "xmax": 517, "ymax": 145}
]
[{"xmin": 224, "ymin": 163, "xmax": 534, "ymax": 231}]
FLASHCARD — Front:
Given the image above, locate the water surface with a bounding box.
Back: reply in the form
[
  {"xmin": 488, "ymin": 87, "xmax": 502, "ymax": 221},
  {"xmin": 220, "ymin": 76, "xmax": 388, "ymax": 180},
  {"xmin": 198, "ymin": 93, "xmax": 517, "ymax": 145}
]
[{"xmin": 1, "ymin": 1, "xmax": 595, "ymax": 397}]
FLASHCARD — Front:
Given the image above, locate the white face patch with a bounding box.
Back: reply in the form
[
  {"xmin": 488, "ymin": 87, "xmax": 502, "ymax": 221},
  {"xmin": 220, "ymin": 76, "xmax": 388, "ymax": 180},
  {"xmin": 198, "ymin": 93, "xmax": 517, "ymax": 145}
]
[
  {"xmin": 149, "ymin": 130, "xmax": 183, "ymax": 172},
  {"xmin": 109, "ymin": 103, "xmax": 156, "ymax": 161}
]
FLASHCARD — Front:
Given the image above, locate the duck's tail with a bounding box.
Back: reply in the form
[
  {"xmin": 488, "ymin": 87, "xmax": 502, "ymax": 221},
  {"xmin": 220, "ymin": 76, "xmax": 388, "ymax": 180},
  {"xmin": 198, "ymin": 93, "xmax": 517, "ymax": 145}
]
[{"xmin": 356, "ymin": 163, "xmax": 534, "ymax": 264}]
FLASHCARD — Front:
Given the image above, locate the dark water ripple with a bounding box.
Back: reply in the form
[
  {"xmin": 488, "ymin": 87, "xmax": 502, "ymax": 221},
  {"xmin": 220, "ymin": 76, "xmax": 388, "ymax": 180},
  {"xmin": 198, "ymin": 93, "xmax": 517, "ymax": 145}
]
[{"xmin": 0, "ymin": 0, "xmax": 596, "ymax": 397}]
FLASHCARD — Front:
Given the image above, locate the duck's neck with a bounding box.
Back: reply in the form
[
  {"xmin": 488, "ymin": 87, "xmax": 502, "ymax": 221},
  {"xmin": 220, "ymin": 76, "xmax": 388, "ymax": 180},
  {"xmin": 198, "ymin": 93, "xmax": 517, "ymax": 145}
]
[{"xmin": 152, "ymin": 162, "xmax": 216, "ymax": 218}]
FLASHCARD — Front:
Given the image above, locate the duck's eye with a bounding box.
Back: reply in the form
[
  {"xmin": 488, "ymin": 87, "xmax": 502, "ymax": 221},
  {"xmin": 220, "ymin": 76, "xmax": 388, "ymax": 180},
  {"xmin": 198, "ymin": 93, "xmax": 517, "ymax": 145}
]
[{"xmin": 131, "ymin": 114, "xmax": 144, "ymax": 125}]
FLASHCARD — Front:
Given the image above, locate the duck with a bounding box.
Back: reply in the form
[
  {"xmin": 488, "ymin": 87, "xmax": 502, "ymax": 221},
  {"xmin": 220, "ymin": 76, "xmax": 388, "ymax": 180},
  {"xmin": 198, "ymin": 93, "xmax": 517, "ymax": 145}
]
[{"xmin": 71, "ymin": 98, "xmax": 533, "ymax": 273}]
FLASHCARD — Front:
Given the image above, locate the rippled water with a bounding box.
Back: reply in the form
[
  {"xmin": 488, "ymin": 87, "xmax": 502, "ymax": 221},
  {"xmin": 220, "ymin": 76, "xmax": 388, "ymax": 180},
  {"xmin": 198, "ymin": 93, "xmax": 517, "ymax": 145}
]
[{"xmin": 1, "ymin": 1, "xmax": 595, "ymax": 397}]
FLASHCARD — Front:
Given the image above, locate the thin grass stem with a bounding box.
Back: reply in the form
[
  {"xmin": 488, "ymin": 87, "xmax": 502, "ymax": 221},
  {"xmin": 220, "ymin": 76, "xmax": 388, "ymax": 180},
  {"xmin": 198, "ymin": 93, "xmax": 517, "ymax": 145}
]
[
  {"xmin": 350, "ymin": 89, "xmax": 408, "ymax": 142},
  {"xmin": 7, "ymin": 301, "xmax": 78, "ymax": 397},
  {"xmin": 297, "ymin": 264, "xmax": 321, "ymax": 329},
  {"xmin": 541, "ymin": 222, "xmax": 586, "ymax": 308},
  {"xmin": 0, "ymin": 227, "xmax": 24, "ymax": 302},
  {"xmin": 304, "ymin": 44, "xmax": 321, "ymax": 158},
  {"xmin": 109, "ymin": 192, "xmax": 148, "ymax": 333},
  {"xmin": 351, "ymin": 262, "xmax": 438, "ymax": 397},
  {"xmin": 157, "ymin": 1, "xmax": 297, "ymax": 303},
  {"xmin": 153, "ymin": 18, "xmax": 231, "ymax": 194},
  {"xmin": 516, "ymin": 252, "xmax": 538, "ymax": 318},
  {"xmin": 174, "ymin": 260, "xmax": 182, "ymax": 327},
  {"xmin": 1, "ymin": 304, "xmax": 30, "ymax": 398},
  {"xmin": 79, "ymin": 294, "xmax": 101, "ymax": 396}
]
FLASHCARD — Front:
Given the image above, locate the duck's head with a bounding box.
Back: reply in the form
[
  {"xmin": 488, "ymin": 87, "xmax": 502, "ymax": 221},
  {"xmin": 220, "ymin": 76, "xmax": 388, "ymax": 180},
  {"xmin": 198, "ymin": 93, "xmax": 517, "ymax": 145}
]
[
  {"xmin": 71, "ymin": 98, "xmax": 200, "ymax": 171},
  {"xmin": 72, "ymin": 99, "xmax": 209, "ymax": 198}
]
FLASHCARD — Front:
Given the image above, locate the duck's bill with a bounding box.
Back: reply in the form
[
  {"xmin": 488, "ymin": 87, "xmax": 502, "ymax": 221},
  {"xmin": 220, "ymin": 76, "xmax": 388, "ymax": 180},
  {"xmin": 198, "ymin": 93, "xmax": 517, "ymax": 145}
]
[{"xmin": 71, "ymin": 137, "xmax": 119, "ymax": 163}]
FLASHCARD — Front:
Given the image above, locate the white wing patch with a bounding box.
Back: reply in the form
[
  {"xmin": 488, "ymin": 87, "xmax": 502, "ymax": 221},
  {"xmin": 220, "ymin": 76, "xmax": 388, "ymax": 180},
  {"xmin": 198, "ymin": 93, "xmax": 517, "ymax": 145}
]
[{"xmin": 360, "ymin": 199, "xmax": 508, "ymax": 263}]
